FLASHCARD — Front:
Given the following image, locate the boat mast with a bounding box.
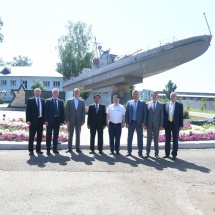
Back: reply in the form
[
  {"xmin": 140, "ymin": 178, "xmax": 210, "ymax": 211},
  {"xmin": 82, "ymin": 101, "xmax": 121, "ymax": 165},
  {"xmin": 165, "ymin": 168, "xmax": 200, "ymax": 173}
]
[{"xmin": 203, "ymin": 13, "xmax": 212, "ymax": 35}]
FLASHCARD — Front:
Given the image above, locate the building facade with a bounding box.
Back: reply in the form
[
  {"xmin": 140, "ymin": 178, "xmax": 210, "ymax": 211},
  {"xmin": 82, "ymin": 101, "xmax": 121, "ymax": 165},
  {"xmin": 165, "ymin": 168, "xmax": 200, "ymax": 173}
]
[{"xmin": 0, "ymin": 67, "xmax": 63, "ymax": 102}]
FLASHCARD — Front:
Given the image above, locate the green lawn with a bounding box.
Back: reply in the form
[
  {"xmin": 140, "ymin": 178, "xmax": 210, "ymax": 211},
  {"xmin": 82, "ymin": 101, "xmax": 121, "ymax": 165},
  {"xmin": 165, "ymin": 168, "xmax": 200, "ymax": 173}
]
[{"xmin": 189, "ymin": 108, "xmax": 215, "ymax": 114}]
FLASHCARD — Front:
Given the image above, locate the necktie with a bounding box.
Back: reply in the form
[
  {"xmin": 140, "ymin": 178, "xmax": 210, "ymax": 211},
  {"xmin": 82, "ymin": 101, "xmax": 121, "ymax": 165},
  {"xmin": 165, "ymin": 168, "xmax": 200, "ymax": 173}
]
[
  {"xmin": 54, "ymin": 99, "xmax": 58, "ymax": 116},
  {"xmin": 96, "ymin": 104, "xmax": 99, "ymax": 113},
  {"xmin": 133, "ymin": 101, "xmax": 137, "ymax": 120},
  {"xmin": 37, "ymin": 99, "xmax": 40, "ymax": 117},
  {"xmin": 169, "ymin": 102, "xmax": 174, "ymax": 122},
  {"xmin": 153, "ymin": 102, "xmax": 156, "ymax": 112}
]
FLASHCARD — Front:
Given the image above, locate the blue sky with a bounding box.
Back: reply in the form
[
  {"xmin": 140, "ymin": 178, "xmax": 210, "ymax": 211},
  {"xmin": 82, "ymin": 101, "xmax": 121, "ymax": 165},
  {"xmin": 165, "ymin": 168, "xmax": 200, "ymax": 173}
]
[{"xmin": 0, "ymin": 0, "xmax": 214, "ymax": 93}]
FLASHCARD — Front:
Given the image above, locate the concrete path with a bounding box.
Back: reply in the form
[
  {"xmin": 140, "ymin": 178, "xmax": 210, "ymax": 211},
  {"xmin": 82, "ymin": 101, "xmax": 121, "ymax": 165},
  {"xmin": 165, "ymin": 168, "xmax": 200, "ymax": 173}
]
[{"xmin": 0, "ymin": 149, "xmax": 215, "ymax": 215}]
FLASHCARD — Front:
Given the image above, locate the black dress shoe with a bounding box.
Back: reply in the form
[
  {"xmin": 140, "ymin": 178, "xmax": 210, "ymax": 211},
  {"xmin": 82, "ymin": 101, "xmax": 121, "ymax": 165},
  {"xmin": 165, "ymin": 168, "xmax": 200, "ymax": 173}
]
[
  {"xmin": 47, "ymin": 151, "xmax": 51, "ymax": 155},
  {"xmin": 89, "ymin": 151, "xmax": 94, "ymax": 154},
  {"xmin": 145, "ymin": 154, "xmax": 149, "ymax": 158},
  {"xmin": 116, "ymin": 151, "xmax": 120, "ymax": 155},
  {"xmin": 155, "ymin": 154, "xmax": 160, "ymax": 159},
  {"xmin": 163, "ymin": 155, "xmax": 169, "ymax": 158},
  {"xmin": 109, "ymin": 151, "xmax": 115, "ymax": 155},
  {"xmin": 99, "ymin": 150, "xmax": 103, "ymax": 155},
  {"xmin": 138, "ymin": 153, "xmax": 143, "ymax": 158},
  {"xmin": 53, "ymin": 149, "xmax": 59, "ymax": 154},
  {"xmin": 172, "ymin": 156, "xmax": 176, "ymax": 160},
  {"xmin": 76, "ymin": 149, "xmax": 82, "ymax": 153},
  {"xmin": 36, "ymin": 150, "xmax": 43, "ymax": 154},
  {"xmin": 126, "ymin": 153, "xmax": 131, "ymax": 157},
  {"xmin": 66, "ymin": 149, "xmax": 72, "ymax": 153},
  {"xmin": 29, "ymin": 151, "xmax": 34, "ymax": 155}
]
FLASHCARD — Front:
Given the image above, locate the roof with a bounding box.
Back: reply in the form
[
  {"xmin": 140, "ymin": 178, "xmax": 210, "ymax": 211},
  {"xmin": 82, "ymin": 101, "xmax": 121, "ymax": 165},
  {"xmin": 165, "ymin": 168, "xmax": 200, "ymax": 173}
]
[{"xmin": 0, "ymin": 67, "xmax": 63, "ymax": 78}]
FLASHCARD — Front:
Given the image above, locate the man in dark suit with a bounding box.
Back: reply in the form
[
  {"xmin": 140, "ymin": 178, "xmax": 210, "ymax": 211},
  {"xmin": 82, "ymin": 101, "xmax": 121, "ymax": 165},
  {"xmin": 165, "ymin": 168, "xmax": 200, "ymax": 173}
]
[
  {"xmin": 145, "ymin": 91, "xmax": 164, "ymax": 159},
  {"xmin": 66, "ymin": 88, "xmax": 85, "ymax": 153},
  {"xmin": 163, "ymin": 92, "xmax": 183, "ymax": 160},
  {"xmin": 26, "ymin": 88, "xmax": 45, "ymax": 155},
  {"xmin": 125, "ymin": 90, "xmax": 147, "ymax": 158},
  {"xmin": 87, "ymin": 94, "xmax": 106, "ymax": 154},
  {"xmin": 44, "ymin": 88, "xmax": 65, "ymax": 155}
]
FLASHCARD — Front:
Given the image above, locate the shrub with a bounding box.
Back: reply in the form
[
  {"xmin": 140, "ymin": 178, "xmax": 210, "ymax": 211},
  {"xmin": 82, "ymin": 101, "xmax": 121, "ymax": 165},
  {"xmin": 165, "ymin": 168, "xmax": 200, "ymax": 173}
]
[
  {"xmin": 0, "ymin": 97, "xmax": 4, "ymax": 104},
  {"xmin": 183, "ymin": 109, "xmax": 189, "ymax": 119}
]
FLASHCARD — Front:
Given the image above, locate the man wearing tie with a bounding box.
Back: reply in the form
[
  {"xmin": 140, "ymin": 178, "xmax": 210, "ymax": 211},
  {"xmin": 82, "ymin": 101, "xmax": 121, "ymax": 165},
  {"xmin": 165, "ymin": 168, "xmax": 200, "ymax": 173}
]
[
  {"xmin": 145, "ymin": 91, "xmax": 164, "ymax": 159},
  {"xmin": 66, "ymin": 88, "xmax": 85, "ymax": 153},
  {"xmin": 163, "ymin": 92, "xmax": 183, "ymax": 160},
  {"xmin": 44, "ymin": 88, "xmax": 65, "ymax": 155},
  {"xmin": 26, "ymin": 88, "xmax": 45, "ymax": 155},
  {"xmin": 125, "ymin": 90, "xmax": 147, "ymax": 158},
  {"xmin": 87, "ymin": 94, "xmax": 106, "ymax": 154}
]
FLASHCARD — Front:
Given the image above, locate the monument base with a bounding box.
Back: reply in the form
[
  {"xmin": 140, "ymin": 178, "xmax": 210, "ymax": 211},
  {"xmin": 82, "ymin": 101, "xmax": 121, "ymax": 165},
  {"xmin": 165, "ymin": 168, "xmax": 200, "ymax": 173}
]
[{"xmin": 84, "ymin": 84, "xmax": 132, "ymax": 106}]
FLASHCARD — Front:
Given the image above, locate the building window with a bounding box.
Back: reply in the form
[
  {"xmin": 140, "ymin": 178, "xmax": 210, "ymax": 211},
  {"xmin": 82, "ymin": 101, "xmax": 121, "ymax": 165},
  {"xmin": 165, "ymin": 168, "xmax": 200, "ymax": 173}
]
[
  {"xmin": 10, "ymin": 80, "xmax": 17, "ymax": 86},
  {"xmin": 22, "ymin": 81, "xmax": 27, "ymax": 89},
  {"xmin": 43, "ymin": 81, "xmax": 50, "ymax": 87},
  {"xmin": 53, "ymin": 81, "xmax": 60, "ymax": 87},
  {"xmin": 0, "ymin": 80, "xmax": 7, "ymax": 86}
]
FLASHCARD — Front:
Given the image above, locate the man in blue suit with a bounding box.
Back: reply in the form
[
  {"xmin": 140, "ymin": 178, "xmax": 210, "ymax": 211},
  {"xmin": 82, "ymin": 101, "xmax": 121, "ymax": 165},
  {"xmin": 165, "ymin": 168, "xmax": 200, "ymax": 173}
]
[
  {"xmin": 125, "ymin": 90, "xmax": 147, "ymax": 158},
  {"xmin": 163, "ymin": 92, "xmax": 183, "ymax": 160},
  {"xmin": 44, "ymin": 88, "xmax": 65, "ymax": 155}
]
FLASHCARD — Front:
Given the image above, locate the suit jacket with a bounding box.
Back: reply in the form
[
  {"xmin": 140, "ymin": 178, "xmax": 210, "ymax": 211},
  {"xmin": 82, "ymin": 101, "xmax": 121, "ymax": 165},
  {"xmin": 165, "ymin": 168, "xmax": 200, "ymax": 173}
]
[
  {"xmin": 66, "ymin": 98, "xmax": 85, "ymax": 125},
  {"xmin": 146, "ymin": 101, "xmax": 164, "ymax": 128},
  {"xmin": 44, "ymin": 98, "xmax": 65, "ymax": 124},
  {"xmin": 164, "ymin": 101, "xmax": 183, "ymax": 129},
  {"xmin": 26, "ymin": 97, "xmax": 45, "ymax": 123},
  {"xmin": 87, "ymin": 103, "xmax": 106, "ymax": 128},
  {"xmin": 125, "ymin": 100, "xmax": 147, "ymax": 126}
]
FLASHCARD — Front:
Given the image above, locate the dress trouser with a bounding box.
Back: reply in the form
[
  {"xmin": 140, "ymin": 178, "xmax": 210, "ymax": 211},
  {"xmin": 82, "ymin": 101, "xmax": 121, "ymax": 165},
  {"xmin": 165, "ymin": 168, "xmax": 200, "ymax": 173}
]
[
  {"xmin": 146, "ymin": 126, "xmax": 160, "ymax": 155},
  {"xmin": 68, "ymin": 120, "xmax": 81, "ymax": 150},
  {"xmin": 108, "ymin": 122, "xmax": 122, "ymax": 152},
  {"xmin": 127, "ymin": 121, "xmax": 143, "ymax": 154},
  {"xmin": 165, "ymin": 121, "xmax": 179, "ymax": 157},
  {"xmin": 28, "ymin": 117, "xmax": 43, "ymax": 152},
  {"xmin": 46, "ymin": 117, "xmax": 60, "ymax": 151},
  {"xmin": 90, "ymin": 126, "xmax": 103, "ymax": 151}
]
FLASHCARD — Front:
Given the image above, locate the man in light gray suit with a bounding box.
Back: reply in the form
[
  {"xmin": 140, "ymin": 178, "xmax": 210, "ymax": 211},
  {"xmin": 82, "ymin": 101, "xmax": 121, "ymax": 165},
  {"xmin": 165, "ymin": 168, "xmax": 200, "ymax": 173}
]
[
  {"xmin": 66, "ymin": 88, "xmax": 85, "ymax": 153},
  {"xmin": 125, "ymin": 90, "xmax": 147, "ymax": 158},
  {"xmin": 145, "ymin": 91, "xmax": 164, "ymax": 159}
]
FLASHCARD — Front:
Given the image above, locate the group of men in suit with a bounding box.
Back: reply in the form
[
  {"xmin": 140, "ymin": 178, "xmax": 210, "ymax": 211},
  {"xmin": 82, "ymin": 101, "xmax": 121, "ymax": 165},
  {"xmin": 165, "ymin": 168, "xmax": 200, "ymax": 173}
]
[
  {"xmin": 87, "ymin": 90, "xmax": 183, "ymax": 160},
  {"xmin": 26, "ymin": 87, "xmax": 183, "ymax": 160},
  {"xmin": 125, "ymin": 90, "xmax": 183, "ymax": 160},
  {"xmin": 26, "ymin": 88, "xmax": 65, "ymax": 155}
]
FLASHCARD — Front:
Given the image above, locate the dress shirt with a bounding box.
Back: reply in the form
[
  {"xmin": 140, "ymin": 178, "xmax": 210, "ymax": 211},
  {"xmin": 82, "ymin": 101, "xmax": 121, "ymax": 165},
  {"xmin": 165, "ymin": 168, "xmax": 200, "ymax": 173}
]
[
  {"xmin": 106, "ymin": 104, "xmax": 125, "ymax": 124},
  {"xmin": 74, "ymin": 98, "xmax": 79, "ymax": 110}
]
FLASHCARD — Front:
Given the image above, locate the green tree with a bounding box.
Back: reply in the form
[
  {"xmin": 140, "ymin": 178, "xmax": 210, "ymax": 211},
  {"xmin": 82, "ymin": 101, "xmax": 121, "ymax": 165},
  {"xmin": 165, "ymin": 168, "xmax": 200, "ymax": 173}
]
[
  {"xmin": 163, "ymin": 80, "xmax": 177, "ymax": 99},
  {"xmin": 0, "ymin": 17, "xmax": 3, "ymax": 43},
  {"xmin": 80, "ymin": 91, "xmax": 91, "ymax": 100},
  {"xmin": 10, "ymin": 55, "xmax": 32, "ymax": 66},
  {"xmin": 57, "ymin": 21, "xmax": 94, "ymax": 79},
  {"xmin": 31, "ymin": 80, "xmax": 46, "ymax": 91},
  {"xmin": 200, "ymin": 99, "xmax": 206, "ymax": 111}
]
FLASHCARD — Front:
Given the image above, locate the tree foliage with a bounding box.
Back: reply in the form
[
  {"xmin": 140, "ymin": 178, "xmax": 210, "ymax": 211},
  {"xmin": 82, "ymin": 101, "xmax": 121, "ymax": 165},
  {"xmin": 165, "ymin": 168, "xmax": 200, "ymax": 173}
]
[
  {"xmin": 0, "ymin": 17, "xmax": 3, "ymax": 43},
  {"xmin": 31, "ymin": 80, "xmax": 46, "ymax": 91},
  {"xmin": 163, "ymin": 80, "xmax": 177, "ymax": 99},
  {"xmin": 10, "ymin": 55, "xmax": 32, "ymax": 66},
  {"xmin": 57, "ymin": 21, "xmax": 94, "ymax": 79}
]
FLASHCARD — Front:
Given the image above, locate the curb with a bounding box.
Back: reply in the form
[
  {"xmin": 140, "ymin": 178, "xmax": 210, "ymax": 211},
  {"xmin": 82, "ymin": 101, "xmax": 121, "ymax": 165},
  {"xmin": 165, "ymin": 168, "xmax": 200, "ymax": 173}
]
[{"xmin": 0, "ymin": 141, "xmax": 215, "ymax": 150}]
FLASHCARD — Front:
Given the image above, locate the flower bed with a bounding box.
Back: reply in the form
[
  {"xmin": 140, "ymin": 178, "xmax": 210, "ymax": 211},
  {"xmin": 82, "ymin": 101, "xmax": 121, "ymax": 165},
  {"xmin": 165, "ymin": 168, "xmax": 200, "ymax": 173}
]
[
  {"xmin": 0, "ymin": 118, "xmax": 215, "ymax": 142},
  {"xmin": 0, "ymin": 118, "xmax": 68, "ymax": 142},
  {"xmin": 158, "ymin": 122, "xmax": 215, "ymax": 142}
]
